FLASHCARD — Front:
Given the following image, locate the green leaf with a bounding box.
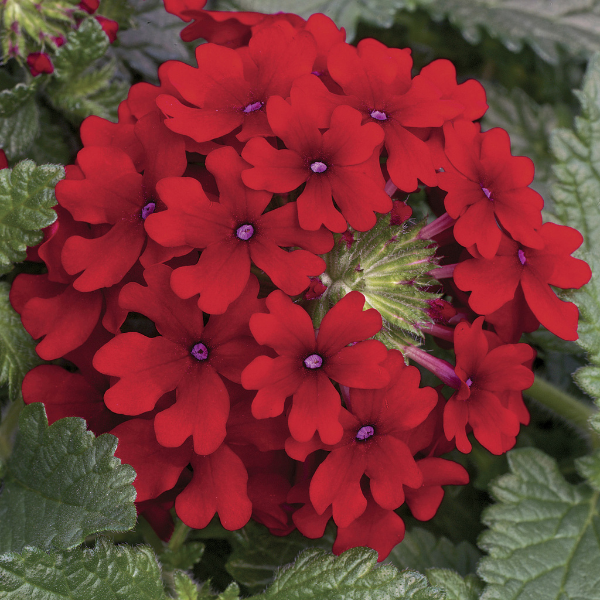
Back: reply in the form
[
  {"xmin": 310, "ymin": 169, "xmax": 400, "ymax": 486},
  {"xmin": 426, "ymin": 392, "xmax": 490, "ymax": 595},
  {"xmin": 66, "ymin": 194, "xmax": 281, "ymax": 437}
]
[
  {"xmin": 575, "ymin": 449, "xmax": 600, "ymax": 491},
  {"xmin": 0, "ymin": 83, "xmax": 37, "ymax": 119},
  {"xmin": 480, "ymin": 83, "xmax": 559, "ymax": 211},
  {"xmin": 174, "ymin": 571, "xmax": 200, "ymax": 600},
  {"xmin": 388, "ymin": 527, "xmax": 480, "ymax": 576},
  {"xmin": 52, "ymin": 18, "xmax": 110, "ymax": 81},
  {"xmin": 47, "ymin": 18, "xmax": 126, "ymax": 121},
  {"xmin": 0, "ymin": 282, "xmax": 41, "ymax": 403},
  {"xmin": 0, "ymin": 159, "xmax": 63, "ymax": 274},
  {"xmin": 549, "ymin": 53, "xmax": 600, "ymax": 428},
  {"xmin": 477, "ymin": 447, "xmax": 600, "ymax": 599},
  {"xmin": 0, "ymin": 98, "xmax": 40, "ymax": 161},
  {"xmin": 160, "ymin": 541, "xmax": 206, "ymax": 572},
  {"xmin": 224, "ymin": 521, "xmax": 336, "ymax": 594},
  {"xmin": 95, "ymin": 0, "xmax": 136, "ymax": 28},
  {"xmin": 195, "ymin": 579, "xmax": 241, "ymax": 600},
  {"xmin": 110, "ymin": 0, "xmax": 196, "ymax": 81},
  {"xmin": 251, "ymin": 548, "xmax": 445, "ymax": 600},
  {"xmin": 422, "ymin": 0, "xmax": 600, "ymax": 65},
  {"xmin": 426, "ymin": 570, "xmax": 483, "ymax": 600},
  {"xmin": 0, "ymin": 403, "xmax": 136, "ymax": 553},
  {"xmin": 0, "ymin": 537, "xmax": 169, "ymax": 599}
]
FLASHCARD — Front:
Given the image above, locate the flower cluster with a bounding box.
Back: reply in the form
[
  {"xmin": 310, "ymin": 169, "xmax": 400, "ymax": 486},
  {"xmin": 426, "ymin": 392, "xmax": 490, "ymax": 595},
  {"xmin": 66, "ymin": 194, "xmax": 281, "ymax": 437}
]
[{"xmin": 12, "ymin": 3, "xmax": 591, "ymax": 560}]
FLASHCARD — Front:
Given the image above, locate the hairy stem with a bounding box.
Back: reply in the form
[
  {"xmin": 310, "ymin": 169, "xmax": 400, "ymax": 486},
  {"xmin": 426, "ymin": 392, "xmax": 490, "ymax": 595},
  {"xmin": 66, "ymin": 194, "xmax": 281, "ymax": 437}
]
[{"xmin": 525, "ymin": 376, "xmax": 600, "ymax": 448}]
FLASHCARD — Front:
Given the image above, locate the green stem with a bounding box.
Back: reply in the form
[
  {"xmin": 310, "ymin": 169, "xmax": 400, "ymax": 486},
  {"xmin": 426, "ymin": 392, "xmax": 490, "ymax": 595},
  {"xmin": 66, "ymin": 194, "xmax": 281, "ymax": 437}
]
[
  {"xmin": 525, "ymin": 376, "xmax": 600, "ymax": 448},
  {"xmin": 168, "ymin": 519, "xmax": 191, "ymax": 553},
  {"xmin": 0, "ymin": 398, "xmax": 24, "ymax": 461}
]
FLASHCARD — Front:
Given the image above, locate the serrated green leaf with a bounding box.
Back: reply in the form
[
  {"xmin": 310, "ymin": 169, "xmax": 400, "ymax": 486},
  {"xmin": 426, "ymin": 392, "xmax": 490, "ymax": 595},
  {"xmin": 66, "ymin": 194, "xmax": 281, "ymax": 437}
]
[
  {"xmin": 160, "ymin": 541, "xmax": 205, "ymax": 572},
  {"xmin": 0, "ymin": 282, "xmax": 41, "ymax": 403},
  {"xmin": 481, "ymin": 83, "xmax": 558, "ymax": 210},
  {"xmin": 52, "ymin": 18, "xmax": 110, "ymax": 80},
  {"xmin": 174, "ymin": 571, "xmax": 200, "ymax": 600},
  {"xmin": 0, "ymin": 537, "xmax": 168, "ymax": 599},
  {"xmin": 47, "ymin": 18, "xmax": 126, "ymax": 122},
  {"xmin": 0, "ymin": 159, "xmax": 63, "ymax": 273},
  {"xmin": 20, "ymin": 107, "xmax": 74, "ymax": 166},
  {"xmin": 251, "ymin": 548, "xmax": 445, "ymax": 600},
  {"xmin": 196, "ymin": 580, "xmax": 241, "ymax": 600},
  {"xmin": 477, "ymin": 447, "xmax": 600, "ymax": 600},
  {"xmin": 388, "ymin": 527, "xmax": 480, "ymax": 577},
  {"xmin": 426, "ymin": 570, "xmax": 483, "ymax": 600},
  {"xmin": 109, "ymin": 0, "xmax": 196, "ymax": 81},
  {"xmin": 549, "ymin": 53, "xmax": 600, "ymax": 427},
  {"xmin": 224, "ymin": 521, "xmax": 336, "ymax": 594},
  {"xmin": 423, "ymin": 0, "xmax": 600, "ymax": 65},
  {"xmin": 575, "ymin": 449, "xmax": 600, "ymax": 491},
  {"xmin": 0, "ymin": 403, "xmax": 136, "ymax": 553},
  {"xmin": 0, "ymin": 98, "xmax": 40, "ymax": 160},
  {"xmin": 0, "ymin": 83, "xmax": 37, "ymax": 118}
]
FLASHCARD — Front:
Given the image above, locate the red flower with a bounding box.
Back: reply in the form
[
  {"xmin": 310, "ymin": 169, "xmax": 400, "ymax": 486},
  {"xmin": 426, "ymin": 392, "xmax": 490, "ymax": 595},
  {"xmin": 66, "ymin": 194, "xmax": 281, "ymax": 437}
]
[
  {"xmin": 242, "ymin": 291, "xmax": 389, "ymax": 445},
  {"xmin": 309, "ymin": 351, "xmax": 436, "ymax": 526},
  {"xmin": 453, "ymin": 224, "xmax": 592, "ymax": 340},
  {"xmin": 289, "ymin": 38, "xmax": 462, "ymax": 191},
  {"xmin": 144, "ymin": 146, "xmax": 332, "ymax": 314},
  {"xmin": 404, "ymin": 457, "xmax": 469, "ymax": 521},
  {"xmin": 157, "ymin": 21, "xmax": 316, "ymax": 143},
  {"xmin": 443, "ymin": 317, "xmax": 534, "ymax": 454},
  {"xmin": 27, "ymin": 52, "xmax": 54, "ymax": 76},
  {"xmin": 93, "ymin": 266, "xmax": 265, "ymax": 455},
  {"xmin": 242, "ymin": 102, "xmax": 390, "ymax": 232},
  {"xmin": 79, "ymin": 0, "xmax": 99, "ymax": 14},
  {"xmin": 96, "ymin": 16, "xmax": 119, "ymax": 44},
  {"xmin": 437, "ymin": 120, "xmax": 544, "ymax": 258},
  {"xmin": 55, "ymin": 116, "xmax": 188, "ymax": 291},
  {"xmin": 0, "ymin": 150, "xmax": 8, "ymax": 169}
]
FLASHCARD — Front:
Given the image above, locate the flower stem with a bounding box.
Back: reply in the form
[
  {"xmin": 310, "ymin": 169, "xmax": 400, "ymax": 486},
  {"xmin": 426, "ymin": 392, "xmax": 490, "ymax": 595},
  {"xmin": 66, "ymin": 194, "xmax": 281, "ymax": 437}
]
[
  {"xmin": 168, "ymin": 519, "xmax": 191, "ymax": 552},
  {"xmin": 525, "ymin": 376, "xmax": 600, "ymax": 448}
]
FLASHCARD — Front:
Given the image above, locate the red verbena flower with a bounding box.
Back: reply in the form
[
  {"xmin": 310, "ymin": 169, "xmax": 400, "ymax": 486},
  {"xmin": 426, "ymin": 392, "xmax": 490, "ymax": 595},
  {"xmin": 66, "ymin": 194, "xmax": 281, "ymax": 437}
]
[
  {"xmin": 242, "ymin": 290, "xmax": 389, "ymax": 445},
  {"xmin": 437, "ymin": 120, "xmax": 544, "ymax": 258},
  {"xmin": 444, "ymin": 317, "xmax": 535, "ymax": 454},
  {"xmin": 144, "ymin": 146, "xmax": 332, "ymax": 314},
  {"xmin": 242, "ymin": 102, "xmax": 391, "ymax": 232}
]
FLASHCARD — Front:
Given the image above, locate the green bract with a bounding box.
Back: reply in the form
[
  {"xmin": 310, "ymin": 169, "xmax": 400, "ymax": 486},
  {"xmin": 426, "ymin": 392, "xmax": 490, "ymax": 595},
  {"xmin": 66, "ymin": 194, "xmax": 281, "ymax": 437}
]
[
  {"xmin": 0, "ymin": 159, "xmax": 63, "ymax": 274},
  {"xmin": 312, "ymin": 217, "xmax": 439, "ymax": 349},
  {"xmin": 478, "ymin": 448, "xmax": 600, "ymax": 599},
  {"xmin": 0, "ymin": 403, "xmax": 136, "ymax": 553}
]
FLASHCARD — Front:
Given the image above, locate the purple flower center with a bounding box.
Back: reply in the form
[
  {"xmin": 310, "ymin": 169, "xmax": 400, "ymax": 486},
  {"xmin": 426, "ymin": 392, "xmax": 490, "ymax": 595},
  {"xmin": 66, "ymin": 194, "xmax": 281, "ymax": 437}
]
[
  {"xmin": 481, "ymin": 186, "xmax": 493, "ymax": 200},
  {"xmin": 518, "ymin": 249, "xmax": 527, "ymax": 265},
  {"xmin": 370, "ymin": 109, "xmax": 387, "ymax": 121},
  {"xmin": 191, "ymin": 342, "xmax": 208, "ymax": 361},
  {"xmin": 356, "ymin": 425, "xmax": 375, "ymax": 441},
  {"xmin": 310, "ymin": 161, "xmax": 328, "ymax": 174},
  {"xmin": 236, "ymin": 224, "xmax": 254, "ymax": 240},
  {"xmin": 304, "ymin": 354, "xmax": 323, "ymax": 369},
  {"xmin": 141, "ymin": 202, "xmax": 156, "ymax": 220},
  {"xmin": 311, "ymin": 70, "xmax": 322, "ymax": 76},
  {"xmin": 243, "ymin": 101, "xmax": 263, "ymax": 113},
  {"xmin": 466, "ymin": 378, "xmax": 473, "ymax": 387}
]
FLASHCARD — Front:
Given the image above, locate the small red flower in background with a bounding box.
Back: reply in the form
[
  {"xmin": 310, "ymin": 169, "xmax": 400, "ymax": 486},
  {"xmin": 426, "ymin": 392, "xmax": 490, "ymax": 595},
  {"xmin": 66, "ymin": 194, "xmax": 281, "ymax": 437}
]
[
  {"xmin": 27, "ymin": 52, "xmax": 54, "ymax": 76},
  {"xmin": 79, "ymin": 0, "xmax": 100, "ymax": 14},
  {"xmin": 96, "ymin": 16, "xmax": 119, "ymax": 44},
  {"xmin": 242, "ymin": 290, "xmax": 389, "ymax": 445}
]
